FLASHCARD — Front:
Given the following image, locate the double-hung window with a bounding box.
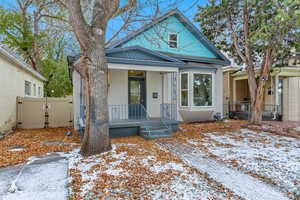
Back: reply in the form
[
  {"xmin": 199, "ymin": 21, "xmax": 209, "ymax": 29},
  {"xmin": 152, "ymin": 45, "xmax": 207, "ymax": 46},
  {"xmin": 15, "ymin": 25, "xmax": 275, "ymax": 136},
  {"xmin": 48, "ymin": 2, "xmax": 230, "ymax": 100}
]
[
  {"xmin": 25, "ymin": 81, "xmax": 31, "ymax": 96},
  {"xmin": 38, "ymin": 87, "xmax": 42, "ymax": 97},
  {"xmin": 168, "ymin": 33, "xmax": 178, "ymax": 49},
  {"xmin": 180, "ymin": 72, "xmax": 214, "ymax": 107},
  {"xmin": 193, "ymin": 73, "xmax": 213, "ymax": 106},
  {"xmin": 33, "ymin": 84, "xmax": 36, "ymax": 96},
  {"xmin": 180, "ymin": 73, "xmax": 188, "ymax": 106}
]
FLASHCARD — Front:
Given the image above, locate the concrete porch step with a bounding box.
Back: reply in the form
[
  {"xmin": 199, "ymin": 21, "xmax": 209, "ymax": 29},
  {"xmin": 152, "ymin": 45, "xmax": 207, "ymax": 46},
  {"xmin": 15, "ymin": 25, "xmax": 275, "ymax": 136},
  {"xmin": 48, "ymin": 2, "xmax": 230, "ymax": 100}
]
[
  {"xmin": 140, "ymin": 122, "xmax": 173, "ymax": 139},
  {"xmin": 141, "ymin": 128, "xmax": 170, "ymax": 135},
  {"xmin": 140, "ymin": 133, "xmax": 173, "ymax": 140},
  {"xmin": 140, "ymin": 126, "xmax": 169, "ymax": 131}
]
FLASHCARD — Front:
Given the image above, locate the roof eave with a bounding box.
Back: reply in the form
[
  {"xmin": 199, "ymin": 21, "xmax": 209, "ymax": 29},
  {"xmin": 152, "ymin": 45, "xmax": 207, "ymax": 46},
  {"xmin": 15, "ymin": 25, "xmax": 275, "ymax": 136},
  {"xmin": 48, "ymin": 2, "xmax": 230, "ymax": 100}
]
[
  {"xmin": 106, "ymin": 45, "xmax": 185, "ymax": 63},
  {"xmin": 0, "ymin": 47, "xmax": 47, "ymax": 82}
]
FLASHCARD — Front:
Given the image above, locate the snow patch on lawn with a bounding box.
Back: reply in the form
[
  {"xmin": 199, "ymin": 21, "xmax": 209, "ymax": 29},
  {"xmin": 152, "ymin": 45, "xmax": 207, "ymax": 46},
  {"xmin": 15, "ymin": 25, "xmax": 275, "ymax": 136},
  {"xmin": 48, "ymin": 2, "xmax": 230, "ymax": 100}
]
[
  {"xmin": 68, "ymin": 143, "xmax": 241, "ymax": 200},
  {"xmin": 104, "ymin": 168, "xmax": 124, "ymax": 176},
  {"xmin": 150, "ymin": 162, "xmax": 185, "ymax": 173},
  {"xmin": 1, "ymin": 159, "xmax": 68, "ymax": 200},
  {"xmin": 188, "ymin": 129, "xmax": 300, "ymax": 198},
  {"xmin": 294, "ymin": 126, "xmax": 300, "ymax": 132},
  {"xmin": 239, "ymin": 129, "xmax": 256, "ymax": 134}
]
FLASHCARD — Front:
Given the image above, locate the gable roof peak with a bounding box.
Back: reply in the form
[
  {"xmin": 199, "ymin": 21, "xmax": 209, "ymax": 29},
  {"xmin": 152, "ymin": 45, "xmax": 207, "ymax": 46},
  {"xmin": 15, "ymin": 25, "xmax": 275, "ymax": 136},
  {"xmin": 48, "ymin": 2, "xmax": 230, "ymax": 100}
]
[
  {"xmin": 108, "ymin": 8, "xmax": 183, "ymax": 48},
  {"xmin": 108, "ymin": 9, "xmax": 230, "ymax": 66}
]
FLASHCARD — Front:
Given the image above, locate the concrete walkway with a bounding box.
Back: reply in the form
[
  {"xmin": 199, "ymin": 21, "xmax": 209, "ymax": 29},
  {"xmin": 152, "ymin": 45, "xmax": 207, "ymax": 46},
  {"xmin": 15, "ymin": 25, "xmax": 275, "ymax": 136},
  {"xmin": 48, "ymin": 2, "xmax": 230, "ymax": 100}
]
[
  {"xmin": 0, "ymin": 153, "xmax": 68, "ymax": 200},
  {"xmin": 158, "ymin": 141, "xmax": 289, "ymax": 200}
]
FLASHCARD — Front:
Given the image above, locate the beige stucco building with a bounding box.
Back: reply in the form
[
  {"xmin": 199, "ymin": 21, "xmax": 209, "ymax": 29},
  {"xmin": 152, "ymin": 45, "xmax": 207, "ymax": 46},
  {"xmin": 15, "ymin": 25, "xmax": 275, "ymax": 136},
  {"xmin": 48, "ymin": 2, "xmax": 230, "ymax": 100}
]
[{"xmin": 0, "ymin": 45, "xmax": 46, "ymax": 133}]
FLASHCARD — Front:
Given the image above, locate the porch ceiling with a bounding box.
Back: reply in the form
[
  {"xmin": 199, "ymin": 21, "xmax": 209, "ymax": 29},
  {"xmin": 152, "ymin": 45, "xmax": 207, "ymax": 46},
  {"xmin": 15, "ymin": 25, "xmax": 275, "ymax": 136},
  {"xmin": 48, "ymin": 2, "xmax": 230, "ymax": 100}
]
[{"xmin": 108, "ymin": 63, "xmax": 179, "ymax": 72}]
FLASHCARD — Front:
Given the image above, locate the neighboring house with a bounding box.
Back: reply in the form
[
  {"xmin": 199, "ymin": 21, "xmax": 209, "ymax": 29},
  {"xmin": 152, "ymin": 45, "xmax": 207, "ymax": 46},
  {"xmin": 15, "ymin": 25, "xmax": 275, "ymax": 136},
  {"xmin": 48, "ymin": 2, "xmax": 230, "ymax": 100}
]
[
  {"xmin": 0, "ymin": 45, "xmax": 46, "ymax": 133},
  {"xmin": 223, "ymin": 51, "xmax": 300, "ymax": 121},
  {"xmin": 68, "ymin": 9, "xmax": 230, "ymax": 139}
]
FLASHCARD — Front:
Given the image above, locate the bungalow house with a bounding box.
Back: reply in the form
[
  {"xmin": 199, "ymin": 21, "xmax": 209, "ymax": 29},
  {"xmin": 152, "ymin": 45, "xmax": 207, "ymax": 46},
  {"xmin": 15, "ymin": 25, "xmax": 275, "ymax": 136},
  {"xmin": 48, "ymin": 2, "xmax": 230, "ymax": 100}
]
[
  {"xmin": 223, "ymin": 50, "xmax": 300, "ymax": 121},
  {"xmin": 0, "ymin": 44, "xmax": 46, "ymax": 134},
  {"xmin": 68, "ymin": 9, "xmax": 230, "ymax": 139}
]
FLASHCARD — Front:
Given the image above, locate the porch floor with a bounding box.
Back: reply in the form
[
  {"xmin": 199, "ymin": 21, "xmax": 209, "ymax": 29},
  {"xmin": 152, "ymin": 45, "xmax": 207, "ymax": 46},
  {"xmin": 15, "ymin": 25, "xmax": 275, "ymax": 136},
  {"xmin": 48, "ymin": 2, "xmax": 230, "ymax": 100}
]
[{"xmin": 109, "ymin": 118, "xmax": 174, "ymax": 127}]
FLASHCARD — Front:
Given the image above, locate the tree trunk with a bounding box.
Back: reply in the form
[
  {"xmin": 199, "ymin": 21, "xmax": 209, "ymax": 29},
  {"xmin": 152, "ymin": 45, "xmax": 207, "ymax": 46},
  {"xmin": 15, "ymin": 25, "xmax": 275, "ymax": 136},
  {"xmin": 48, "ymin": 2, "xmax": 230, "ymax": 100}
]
[
  {"xmin": 249, "ymin": 48, "xmax": 272, "ymax": 124},
  {"xmin": 66, "ymin": 0, "xmax": 136, "ymax": 156},
  {"xmin": 80, "ymin": 45, "xmax": 111, "ymax": 156},
  {"xmin": 246, "ymin": 63, "xmax": 258, "ymax": 123}
]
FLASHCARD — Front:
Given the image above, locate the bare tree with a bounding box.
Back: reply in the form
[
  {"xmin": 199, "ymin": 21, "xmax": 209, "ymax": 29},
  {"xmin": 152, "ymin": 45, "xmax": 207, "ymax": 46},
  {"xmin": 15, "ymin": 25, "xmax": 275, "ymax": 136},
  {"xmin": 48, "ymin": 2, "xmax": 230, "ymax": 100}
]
[
  {"xmin": 196, "ymin": 0, "xmax": 300, "ymax": 124},
  {"xmin": 65, "ymin": 0, "xmax": 139, "ymax": 156},
  {"xmin": 58, "ymin": 0, "xmax": 190, "ymax": 156},
  {"xmin": 14, "ymin": 0, "xmax": 65, "ymax": 71}
]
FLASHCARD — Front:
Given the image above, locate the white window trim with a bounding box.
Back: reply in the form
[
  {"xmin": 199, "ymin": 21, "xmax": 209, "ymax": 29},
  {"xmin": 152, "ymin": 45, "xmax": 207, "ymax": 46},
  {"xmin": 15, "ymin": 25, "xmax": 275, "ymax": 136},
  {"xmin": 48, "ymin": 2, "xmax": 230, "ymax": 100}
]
[
  {"xmin": 191, "ymin": 71, "xmax": 215, "ymax": 108},
  {"xmin": 168, "ymin": 33, "xmax": 178, "ymax": 49},
  {"xmin": 180, "ymin": 72, "xmax": 189, "ymax": 107},
  {"xmin": 33, "ymin": 83, "xmax": 36, "ymax": 96},
  {"xmin": 25, "ymin": 80, "xmax": 31, "ymax": 97},
  {"xmin": 38, "ymin": 86, "xmax": 42, "ymax": 97}
]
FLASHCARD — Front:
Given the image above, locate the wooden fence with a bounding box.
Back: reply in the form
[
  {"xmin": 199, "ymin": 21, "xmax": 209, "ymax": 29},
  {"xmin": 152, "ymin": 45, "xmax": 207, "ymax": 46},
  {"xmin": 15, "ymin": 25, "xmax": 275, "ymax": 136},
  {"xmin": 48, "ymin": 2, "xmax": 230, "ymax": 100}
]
[{"xmin": 16, "ymin": 97, "xmax": 73, "ymax": 129}]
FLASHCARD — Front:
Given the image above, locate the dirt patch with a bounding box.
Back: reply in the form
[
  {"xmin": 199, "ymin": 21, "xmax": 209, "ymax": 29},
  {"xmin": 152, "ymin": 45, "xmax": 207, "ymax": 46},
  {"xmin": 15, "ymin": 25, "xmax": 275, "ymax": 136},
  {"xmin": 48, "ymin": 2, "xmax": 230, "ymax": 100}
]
[{"xmin": 0, "ymin": 128, "xmax": 80, "ymax": 168}]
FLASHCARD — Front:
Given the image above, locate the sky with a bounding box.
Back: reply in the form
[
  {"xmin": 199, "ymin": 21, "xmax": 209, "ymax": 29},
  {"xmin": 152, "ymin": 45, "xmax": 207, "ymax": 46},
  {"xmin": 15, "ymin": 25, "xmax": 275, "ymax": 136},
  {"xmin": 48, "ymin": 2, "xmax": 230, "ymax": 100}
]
[
  {"xmin": 0, "ymin": 0, "xmax": 209, "ymax": 49},
  {"xmin": 0, "ymin": 0, "xmax": 209, "ymax": 22}
]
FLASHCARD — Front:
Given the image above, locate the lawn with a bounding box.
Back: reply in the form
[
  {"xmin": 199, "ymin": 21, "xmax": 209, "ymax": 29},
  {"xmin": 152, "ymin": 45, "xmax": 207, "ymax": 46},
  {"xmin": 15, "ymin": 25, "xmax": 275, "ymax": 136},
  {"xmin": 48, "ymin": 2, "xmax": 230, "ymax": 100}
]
[
  {"xmin": 0, "ymin": 128, "xmax": 80, "ymax": 167},
  {"xmin": 69, "ymin": 137, "xmax": 240, "ymax": 200},
  {"xmin": 1, "ymin": 120, "xmax": 299, "ymax": 200},
  {"xmin": 184, "ymin": 128, "xmax": 300, "ymax": 198}
]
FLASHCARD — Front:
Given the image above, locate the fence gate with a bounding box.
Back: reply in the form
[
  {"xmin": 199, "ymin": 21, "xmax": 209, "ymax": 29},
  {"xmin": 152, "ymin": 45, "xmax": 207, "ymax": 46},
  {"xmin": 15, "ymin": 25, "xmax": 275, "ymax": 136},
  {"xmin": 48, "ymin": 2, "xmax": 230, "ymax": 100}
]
[{"xmin": 17, "ymin": 97, "xmax": 73, "ymax": 129}]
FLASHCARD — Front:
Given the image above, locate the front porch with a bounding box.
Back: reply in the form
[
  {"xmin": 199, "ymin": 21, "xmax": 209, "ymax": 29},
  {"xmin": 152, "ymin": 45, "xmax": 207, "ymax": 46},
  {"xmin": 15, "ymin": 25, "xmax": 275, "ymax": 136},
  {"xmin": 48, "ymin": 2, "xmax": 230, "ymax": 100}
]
[
  {"xmin": 77, "ymin": 65, "xmax": 180, "ymax": 139},
  {"xmin": 229, "ymin": 76, "xmax": 283, "ymax": 121},
  {"xmin": 79, "ymin": 103, "xmax": 179, "ymax": 139},
  {"xmin": 108, "ymin": 102, "xmax": 179, "ymax": 139}
]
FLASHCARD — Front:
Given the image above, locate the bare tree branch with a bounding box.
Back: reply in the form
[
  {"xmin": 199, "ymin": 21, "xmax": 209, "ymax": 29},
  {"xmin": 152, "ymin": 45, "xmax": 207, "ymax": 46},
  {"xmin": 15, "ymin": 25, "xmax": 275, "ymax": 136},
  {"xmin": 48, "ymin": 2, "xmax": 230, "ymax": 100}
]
[{"xmin": 67, "ymin": 0, "xmax": 91, "ymax": 52}]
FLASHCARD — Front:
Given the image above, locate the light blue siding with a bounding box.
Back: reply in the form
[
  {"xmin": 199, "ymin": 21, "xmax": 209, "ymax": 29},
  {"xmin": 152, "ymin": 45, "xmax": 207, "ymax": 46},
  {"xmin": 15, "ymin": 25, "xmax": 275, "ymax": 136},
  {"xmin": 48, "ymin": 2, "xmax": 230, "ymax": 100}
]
[{"xmin": 121, "ymin": 16, "xmax": 217, "ymax": 58}]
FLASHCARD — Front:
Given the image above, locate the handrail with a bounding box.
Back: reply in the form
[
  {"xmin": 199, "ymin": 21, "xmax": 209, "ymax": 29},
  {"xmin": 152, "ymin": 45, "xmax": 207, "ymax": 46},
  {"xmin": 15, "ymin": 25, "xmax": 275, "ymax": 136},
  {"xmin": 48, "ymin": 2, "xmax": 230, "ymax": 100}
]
[
  {"xmin": 139, "ymin": 104, "xmax": 152, "ymax": 136},
  {"xmin": 140, "ymin": 104, "xmax": 150, "ymax": 120},
  {"xmin": 109, "ymin": 104, "xmax": 150, "ymax": 121},
  {"xmin": 160, "ymin": 103, "xmax": 177, "ymax": 132},
  {"xmin": 226, "ymin": 102, "xmax": 282, "ymax": 120}
]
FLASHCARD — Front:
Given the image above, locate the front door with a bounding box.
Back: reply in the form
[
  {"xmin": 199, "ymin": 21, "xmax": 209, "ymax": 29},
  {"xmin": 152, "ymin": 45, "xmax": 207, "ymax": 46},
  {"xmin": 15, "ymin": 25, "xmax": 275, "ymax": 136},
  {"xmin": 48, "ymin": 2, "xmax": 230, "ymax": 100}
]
[{"xmin": 128, "ymin": 75, "xmax": 146, "ymax": 119}]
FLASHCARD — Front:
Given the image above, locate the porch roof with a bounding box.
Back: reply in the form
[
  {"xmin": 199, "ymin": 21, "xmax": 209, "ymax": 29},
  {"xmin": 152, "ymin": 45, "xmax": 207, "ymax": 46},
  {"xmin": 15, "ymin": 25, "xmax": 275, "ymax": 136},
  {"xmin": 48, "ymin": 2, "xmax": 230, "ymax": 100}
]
[
  {"xmin": 67, "ymin": 45, "xmax": 185, "ymax": 69},
  {"xmin": 67, "ymin": 45, "xmax": 225, "ymax": 75},
  {"xmin": 231, "ymin": 67, "xmax": 300, "ymax": 80}
]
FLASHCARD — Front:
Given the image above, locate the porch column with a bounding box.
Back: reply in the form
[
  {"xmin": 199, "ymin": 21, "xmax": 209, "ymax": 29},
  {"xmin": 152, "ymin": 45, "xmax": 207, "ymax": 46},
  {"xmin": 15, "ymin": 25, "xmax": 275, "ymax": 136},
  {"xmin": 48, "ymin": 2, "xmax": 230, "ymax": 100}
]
[
  {"xmin": 161, "ymin": 73, "xmax": 164, "ymax": 105},
  {"xmin": 171, "ymin": 72, "xmax": 178, "ymax": 120},
  {"xmin": 233, "ymin": 79, "xmax": 237, "ymax": 103},
  {"xmin": 275, "ymin": 75, "xmax": 279, "ymax": 106}
]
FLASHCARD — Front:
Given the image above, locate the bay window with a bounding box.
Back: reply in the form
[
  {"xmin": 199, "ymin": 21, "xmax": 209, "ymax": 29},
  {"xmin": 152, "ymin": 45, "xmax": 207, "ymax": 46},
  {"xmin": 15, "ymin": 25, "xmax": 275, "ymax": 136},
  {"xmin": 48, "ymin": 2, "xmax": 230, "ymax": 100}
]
[
  {"xmin": 180, "ymin": 72, "xmax": 214, "ymax": 107},
  {"xmin": 193, "ymin": 73, "xmax": 212, "ymax": 106}
]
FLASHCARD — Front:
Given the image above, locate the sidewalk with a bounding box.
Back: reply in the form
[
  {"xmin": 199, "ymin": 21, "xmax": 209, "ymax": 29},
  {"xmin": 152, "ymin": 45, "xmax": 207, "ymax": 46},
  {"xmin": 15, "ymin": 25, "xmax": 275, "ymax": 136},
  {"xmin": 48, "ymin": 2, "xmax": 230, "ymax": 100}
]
[{"xmin": 0, "ymin": 153, "xmax": 68, "ymax": 200}]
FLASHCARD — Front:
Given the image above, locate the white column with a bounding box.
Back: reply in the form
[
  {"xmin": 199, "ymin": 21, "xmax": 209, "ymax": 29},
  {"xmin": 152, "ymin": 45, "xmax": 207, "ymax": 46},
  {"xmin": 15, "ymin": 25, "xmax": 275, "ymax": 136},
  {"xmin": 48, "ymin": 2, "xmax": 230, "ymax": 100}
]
[
  {"xmin": 233, "ymin": 79, "xmax": 237, "ymax": 103},
  {"xmin": 275, "ymin": 75, "xmax": 279, "ymax": 106}
]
